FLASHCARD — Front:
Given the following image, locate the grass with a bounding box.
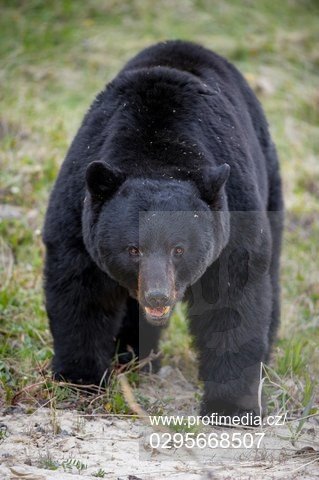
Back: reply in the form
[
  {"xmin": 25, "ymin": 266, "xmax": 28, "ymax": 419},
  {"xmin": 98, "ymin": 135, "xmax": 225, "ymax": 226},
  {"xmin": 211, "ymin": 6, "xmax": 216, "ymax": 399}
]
[
  {"xmin": 38, "ymin": 453, "xmax": 88, "ymax": 474},
  {"xmin": 0, "ymin": 0, "xmax": 318, "ymax": 421},
  {"xmin": 92, "ymin": 470, "xmax": 107, "ymax": 478}
]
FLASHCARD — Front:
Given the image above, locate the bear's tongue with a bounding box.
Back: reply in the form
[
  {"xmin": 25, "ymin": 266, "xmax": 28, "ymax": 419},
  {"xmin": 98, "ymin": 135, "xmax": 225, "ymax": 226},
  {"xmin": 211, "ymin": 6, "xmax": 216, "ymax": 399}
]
[{"xmin": 145, "ymin": 306, "xmax": 170, "ymax": 317}]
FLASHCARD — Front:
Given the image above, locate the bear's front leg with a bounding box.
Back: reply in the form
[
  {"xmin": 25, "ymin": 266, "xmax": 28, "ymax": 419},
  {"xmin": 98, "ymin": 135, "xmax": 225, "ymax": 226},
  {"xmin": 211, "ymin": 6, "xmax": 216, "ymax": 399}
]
[
  {"xmin": 196, "ymin": 322, "xmax": 267, "ymax": 424},
  {"xmin": 199, "ymin": 346, "xmax": 265, "ymax": 424},
  {"xmin": 189, "ymin": 276, "xmax": 271, "ymax": 425},
  {"xmin": 44, "ymin": 245, "xmax": 126, "ymax": 385}
]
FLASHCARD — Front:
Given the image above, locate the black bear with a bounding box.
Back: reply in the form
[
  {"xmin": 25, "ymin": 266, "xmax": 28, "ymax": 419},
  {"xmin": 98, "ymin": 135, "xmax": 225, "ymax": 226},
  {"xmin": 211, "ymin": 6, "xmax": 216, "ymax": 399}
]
[{"xmin": 43, "ymin": 41, "xmax": 283, "ymax": 421}]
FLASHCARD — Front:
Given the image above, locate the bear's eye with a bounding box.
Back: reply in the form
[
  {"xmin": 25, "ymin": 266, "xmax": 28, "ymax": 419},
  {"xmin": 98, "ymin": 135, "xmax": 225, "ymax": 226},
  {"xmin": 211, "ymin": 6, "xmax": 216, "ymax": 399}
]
[
  {"xmin": 173, "ymin": 246, "xmax": 184, "ymax": 256},
  {"xmin": 128, "ymin": 246, "xmax": 141, "ymax": 257}
]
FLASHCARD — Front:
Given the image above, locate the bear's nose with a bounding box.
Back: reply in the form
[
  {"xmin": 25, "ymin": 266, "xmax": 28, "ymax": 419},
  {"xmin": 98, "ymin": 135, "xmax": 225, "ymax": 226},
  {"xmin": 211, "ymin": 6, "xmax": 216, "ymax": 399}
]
[{"xmin": 145, "ymin": 290, "xmax": 170, "ymax": 307}]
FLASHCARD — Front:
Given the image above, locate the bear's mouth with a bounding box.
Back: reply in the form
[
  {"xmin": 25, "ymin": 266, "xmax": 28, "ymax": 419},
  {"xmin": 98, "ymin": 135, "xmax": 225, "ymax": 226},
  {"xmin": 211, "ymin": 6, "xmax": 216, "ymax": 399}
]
[
  {"xmin": 144, "ymin": 306, "xmax": 171, "ymax": 325},
  {"xmin": 145, "ymin": 306, "xmax": 170, "ymax": 317}
]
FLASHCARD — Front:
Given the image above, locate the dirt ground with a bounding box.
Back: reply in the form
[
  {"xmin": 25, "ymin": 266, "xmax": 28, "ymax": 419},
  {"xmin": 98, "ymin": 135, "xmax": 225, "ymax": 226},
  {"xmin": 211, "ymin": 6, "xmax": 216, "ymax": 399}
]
[{"xmin": 1, "ymin": 368, "xmax": 318, "ymax": 480}]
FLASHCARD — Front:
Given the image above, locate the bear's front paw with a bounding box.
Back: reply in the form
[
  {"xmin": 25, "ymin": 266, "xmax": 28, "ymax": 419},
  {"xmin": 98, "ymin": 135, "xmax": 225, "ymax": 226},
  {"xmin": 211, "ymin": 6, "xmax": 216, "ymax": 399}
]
[
  {"xmin": 52, "ymin": 370, "xmax": 107, "ymax": 386},
  {"xmin": 200, "ymin": 399, "xmax": 262, "ymax": 427},
  {"xmin": 52, "ymin": 362, "xmax": 111, "ymax": 387}
]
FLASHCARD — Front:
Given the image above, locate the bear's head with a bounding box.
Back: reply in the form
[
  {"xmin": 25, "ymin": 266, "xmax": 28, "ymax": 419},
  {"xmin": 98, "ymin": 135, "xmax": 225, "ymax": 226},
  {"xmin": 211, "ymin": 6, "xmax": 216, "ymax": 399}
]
[{"xmin": 82, "ymin": 161, "xmax": 230, "ymax": 326}]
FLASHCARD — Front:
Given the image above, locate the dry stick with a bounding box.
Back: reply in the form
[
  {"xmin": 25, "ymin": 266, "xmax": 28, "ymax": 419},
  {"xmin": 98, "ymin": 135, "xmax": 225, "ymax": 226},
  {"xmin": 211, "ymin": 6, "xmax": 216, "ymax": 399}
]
[
  {"xmin": 118, "ymin": 373, "xmax": 217, "ymax": 480},
  {"xmin": 119, "ymin": 374, "xmax": 146, "ymax": 418},
  {"xmin": 258, "ymin": 361, "xmax": 265, "ymax": 419},
  {"xmin": 277, "ymin": 456, "xmax": 319, "ymax": 477},
  {"xmin": 11, "ymin": 380, "xmax": 47, "ymax": 404},
  {"xmin": 128, "ymin": 350, "xmax": 162, "ymax": 373}
]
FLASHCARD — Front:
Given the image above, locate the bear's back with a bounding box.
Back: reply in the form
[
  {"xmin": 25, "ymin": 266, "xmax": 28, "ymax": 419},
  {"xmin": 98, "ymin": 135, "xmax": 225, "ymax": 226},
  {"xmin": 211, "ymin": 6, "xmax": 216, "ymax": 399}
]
[{"xmin": 47, "ymin": 41, "xmax": 280, "ymax": 231}]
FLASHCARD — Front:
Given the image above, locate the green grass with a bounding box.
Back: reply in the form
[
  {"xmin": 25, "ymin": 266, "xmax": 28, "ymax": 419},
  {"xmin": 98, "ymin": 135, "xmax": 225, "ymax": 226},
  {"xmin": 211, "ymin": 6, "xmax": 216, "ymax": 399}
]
[
  {"xmin": 92, "ymin": 469, "xmax": 107, "ymax": 478},
  {"xmin": 0, "ymin": 0, "xmax": 318, "ymax": 416}
]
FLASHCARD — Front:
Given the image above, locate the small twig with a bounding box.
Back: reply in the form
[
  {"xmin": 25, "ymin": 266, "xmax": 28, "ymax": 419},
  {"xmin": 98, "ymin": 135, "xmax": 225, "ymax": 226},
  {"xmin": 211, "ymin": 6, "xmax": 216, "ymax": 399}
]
[
  {"xmin": 118, "ymin": 374, "xmax": 146, "ymax": 418},
  {"xmin": 281, "ymin": 455, "xmax": 319, "ymax": 475},
  {"xmin": 11, "ymin": 380, "xmax": 47, "ymax": 404},
  {"xmin": 258, "ymin": 361, "xmax": 265, "ymax": 419}
]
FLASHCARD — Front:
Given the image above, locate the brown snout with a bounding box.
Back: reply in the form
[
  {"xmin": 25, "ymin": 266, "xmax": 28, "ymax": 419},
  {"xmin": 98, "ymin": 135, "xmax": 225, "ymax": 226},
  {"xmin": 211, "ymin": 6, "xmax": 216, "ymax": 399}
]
[{"xmin": 138, "ymin": 255, "xmax": 176, "ymax": 324}]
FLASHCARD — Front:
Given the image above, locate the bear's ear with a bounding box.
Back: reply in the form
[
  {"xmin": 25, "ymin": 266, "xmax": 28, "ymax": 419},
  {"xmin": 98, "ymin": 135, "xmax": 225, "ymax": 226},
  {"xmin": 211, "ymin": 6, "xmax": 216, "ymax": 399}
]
[
  {"xmin": 85, "ymin": 161, "xmax": 124, "ymax": 200},
  {"xmin": 201, "ymin": 163, "xmax": 230, "ymax": 207}
]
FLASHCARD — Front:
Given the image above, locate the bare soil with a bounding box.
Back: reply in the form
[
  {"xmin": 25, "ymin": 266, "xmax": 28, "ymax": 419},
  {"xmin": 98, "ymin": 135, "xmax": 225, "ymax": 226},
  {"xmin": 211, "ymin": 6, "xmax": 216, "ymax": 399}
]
[{"xmin": 1, "ymin": 368, "xmax": 318, "ymax": 480}]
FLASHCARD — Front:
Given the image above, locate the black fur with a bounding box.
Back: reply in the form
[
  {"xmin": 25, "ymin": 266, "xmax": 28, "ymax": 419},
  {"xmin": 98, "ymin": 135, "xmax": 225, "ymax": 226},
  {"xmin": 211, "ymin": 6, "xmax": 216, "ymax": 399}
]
[{"xmin": 43, "ymin": 41, "xmax": 283, "ymax": 419}]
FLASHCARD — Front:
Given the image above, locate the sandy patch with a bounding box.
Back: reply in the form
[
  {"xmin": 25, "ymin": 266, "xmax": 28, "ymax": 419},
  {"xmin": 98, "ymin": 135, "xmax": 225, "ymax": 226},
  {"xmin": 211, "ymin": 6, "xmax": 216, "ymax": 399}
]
[{"xmin": 1, "ymin": 368, "xmax": 318, "ymax": 480}]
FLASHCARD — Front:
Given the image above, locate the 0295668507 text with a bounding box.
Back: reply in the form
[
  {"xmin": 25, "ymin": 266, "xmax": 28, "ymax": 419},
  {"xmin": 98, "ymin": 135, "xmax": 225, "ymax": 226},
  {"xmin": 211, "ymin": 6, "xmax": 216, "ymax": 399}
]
[{"xmin": 148, "ymin": 431, "xmax": 265, "ymax": 450}]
